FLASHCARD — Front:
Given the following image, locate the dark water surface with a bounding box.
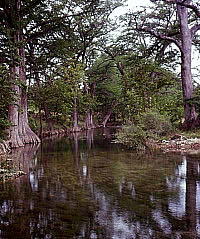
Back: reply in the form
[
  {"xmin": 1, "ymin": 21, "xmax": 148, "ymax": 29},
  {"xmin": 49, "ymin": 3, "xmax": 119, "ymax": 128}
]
[{"xmin": 1, "ymin": 128, "xmax": 200, "ymax": 239}]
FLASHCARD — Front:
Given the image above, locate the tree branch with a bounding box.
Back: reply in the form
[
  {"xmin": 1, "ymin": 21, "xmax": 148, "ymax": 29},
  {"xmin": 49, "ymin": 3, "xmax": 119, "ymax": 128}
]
[
  {"xmin": 177, "ymin": 1, "xmax": 200, "ymax": 18},
  {"xmin": 26, "ymin": 26, "xmax": 57, "ymax": 43},
  {"xmin": 191, "ymin": 24, "xmax": 200, "ymax": 35},
  {"xmin": 137, "ymin": 26, "xmax": 182, "ymax": 52}
]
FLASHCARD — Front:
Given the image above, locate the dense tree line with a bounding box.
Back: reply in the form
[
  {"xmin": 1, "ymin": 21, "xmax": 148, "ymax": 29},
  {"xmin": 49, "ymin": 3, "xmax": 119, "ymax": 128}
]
[{"xmin": 0, "ymin": 0, "xmax": 200, "ymax": 148}]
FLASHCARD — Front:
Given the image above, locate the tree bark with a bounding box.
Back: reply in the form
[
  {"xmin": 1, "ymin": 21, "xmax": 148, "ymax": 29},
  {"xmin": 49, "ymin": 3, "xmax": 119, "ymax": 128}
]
[
  {"xmin": 85, "ymin": 110, "xmax": 95, "ymax": 129},
  {"xmin": 43, "ymin": 105, "xmax": 55, "ymax": 133},
  {"xmin": 39, "ymin": 108, "xmax": 43, "ymax": 137},
  {"xmin": 7, "ymin": 5, "xmax": 24, "ymax": 148},
  {"xmin": 19, "ymin": 40, "xmax": 41, "ymax": 144},
  {"xmin": 6, "ymin": 1, "xmax": 40, "ymax": 148},
  {"xmin": 102, "ymin": 102, "xmax": 118, "ymax": 127},
  {"xmin": 72, "ymin": 88, "xmax": 80, "ymax": 132},
  {"xmin": 177, "ymin": 0, "xmax": 197, "ymax": 129},
  {"xmin": 84, "ymin": 82, "xmax": 96, "ymax": 129},
  {"xmin": 102, "ymin": 109, "xmax": 113, "ymax": 127},
  {"xmin": 8, "ymin": 65, "xmax": 24, "ymax": 148}
]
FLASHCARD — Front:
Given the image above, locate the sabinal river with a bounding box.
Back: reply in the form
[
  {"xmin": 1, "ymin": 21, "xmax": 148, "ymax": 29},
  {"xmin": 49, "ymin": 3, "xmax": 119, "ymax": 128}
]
[{"xmin": 0, "ymin": 128, "xmax": 200, "ymax": 239}]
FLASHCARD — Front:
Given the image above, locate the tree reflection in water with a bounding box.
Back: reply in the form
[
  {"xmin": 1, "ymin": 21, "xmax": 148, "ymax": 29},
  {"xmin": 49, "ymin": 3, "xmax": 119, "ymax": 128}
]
[
  {"xmin": 0, "ymin": 129, "xmax": 200, "ymax": 238},
  {"xmin": 185, "ymin": 155, "xmax": 199, "ymax": 239}
]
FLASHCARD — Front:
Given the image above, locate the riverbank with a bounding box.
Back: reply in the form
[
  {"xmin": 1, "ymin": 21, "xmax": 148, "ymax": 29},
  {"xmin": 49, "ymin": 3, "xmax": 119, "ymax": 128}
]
[
  {"xmin": 39, "ymin": 128, "xmax": 68, "ymax": 138},
  {"xmin": 153, "ymin": 134, "xmax": 200, "ymax": 154},
  {"xmin": 0, "ymin": 139, "xmax": 29, "ymax": 180},
  {"xmin": 0, "ymin": 153, "xmax": 26, "ymax": 181}
]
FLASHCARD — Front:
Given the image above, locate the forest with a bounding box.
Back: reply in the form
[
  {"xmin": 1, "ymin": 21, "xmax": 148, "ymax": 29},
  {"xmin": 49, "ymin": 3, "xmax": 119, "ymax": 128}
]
[{"xmin": 0, "ymin": 0, "xmax": 200, "ymax": 149}]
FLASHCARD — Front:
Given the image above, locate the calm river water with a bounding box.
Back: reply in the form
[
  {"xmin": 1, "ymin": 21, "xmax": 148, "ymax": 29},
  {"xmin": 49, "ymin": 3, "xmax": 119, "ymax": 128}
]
[{"xmin": 0, "ymin": 128, "xmax": 200, "ymax": 239}]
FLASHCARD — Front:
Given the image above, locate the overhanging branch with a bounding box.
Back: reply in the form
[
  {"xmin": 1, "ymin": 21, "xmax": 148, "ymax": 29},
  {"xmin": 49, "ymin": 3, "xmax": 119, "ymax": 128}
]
[
  {"xmin": 137, "ymin": 26, "xmax": 182, "ymax": 52},
  {"xmin": 191, "ymin": 24, "xmax": 200, "ymax": 35},
  {"xmin": 177, "ymin": 1, "xmax": 200, "ymax": 18}
]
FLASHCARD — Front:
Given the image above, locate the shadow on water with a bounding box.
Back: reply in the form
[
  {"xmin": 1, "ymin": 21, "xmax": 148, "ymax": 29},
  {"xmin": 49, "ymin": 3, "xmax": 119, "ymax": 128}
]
[{"xmin": 0, "ymin": 128, "xmax": 200, "ymax": 238}]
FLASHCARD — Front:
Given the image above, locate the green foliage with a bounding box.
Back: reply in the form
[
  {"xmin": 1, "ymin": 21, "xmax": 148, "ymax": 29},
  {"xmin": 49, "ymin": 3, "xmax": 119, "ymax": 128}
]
[
  {"xmin": 97, "ymin": 77, "xmax": 122, "ymax": 101},
  {"xmin": 0, "ymin": 0, "xmax": 187, "ymax": 134},
  {"xmin": 121, "ymin": 59, "xmax": 183, "ymax": 124},
  {"xmin": 139, "ymin": 110, "xmax": 172, "ymax": 137},
  {"xmin": 0, "ymin": 65, "xmax": 13, "ymax": 139},
  {"xmin": 155, "ymin": 85, "xmax": 184, "ymax": 125},
  {"xmin": 187, "ymin": 86, "xmax": 200, "ymax": 113},
  {"xmin": 86, "ymin": 54, "xmax": 124, "ymax": 124},
  {"xmin": 28, "ymin": 62, "xmax": 85, "ymax": 128},
  {"xmin": 115, "ymin": 110, "xmax": 172, "ymax": 150},
  {"xmin": 125, "ymin": 60, "xmax": 174, "ymax": 106},
  {"xmin": 0, "ymin": 119, "xmax": 10, "ymax": 140},
  {"xmin": 115, "ymin": 124, "xmax": 147, "ymax": 150}
]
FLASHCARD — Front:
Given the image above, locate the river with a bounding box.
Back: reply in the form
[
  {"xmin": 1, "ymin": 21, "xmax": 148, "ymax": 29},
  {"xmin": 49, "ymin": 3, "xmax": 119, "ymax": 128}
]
[{"xmin": 0, "ymin": 128, "xmax": 200, "ymax": 239}]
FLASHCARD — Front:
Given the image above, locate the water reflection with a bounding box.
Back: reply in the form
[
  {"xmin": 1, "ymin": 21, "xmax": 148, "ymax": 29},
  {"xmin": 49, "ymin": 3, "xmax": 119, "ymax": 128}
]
[
  {"xmin": 185, "ymin": 156, "xmax": 199, "ymax": 239},
  {"xmin": 0, "ymin": 129, "xmax": 200, "ymax": 238}
]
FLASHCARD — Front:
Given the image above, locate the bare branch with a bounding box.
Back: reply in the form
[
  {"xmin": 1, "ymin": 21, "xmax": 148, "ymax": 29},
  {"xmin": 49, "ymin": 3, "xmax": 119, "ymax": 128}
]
[
  {"xmin": 191, "ymin": 24, "xmax": 200, "ymax": 35},
  {"xmin": 137, "ymin": 26, "xmax": 182, "ymax": 51},
  {"xmin": 161, "ymin": 0, "xmax": 176, "ymax": 4},
  {"xmin": 26, "ymin": 25, "xmax": 58, "ymax": 43},
  {"xmin": 166, "ymin": 0, "xmax": 176, "ymax": 2},
  {"xmin": 177, "ymin": 1, "xmax": 200, "ymax": 18}
]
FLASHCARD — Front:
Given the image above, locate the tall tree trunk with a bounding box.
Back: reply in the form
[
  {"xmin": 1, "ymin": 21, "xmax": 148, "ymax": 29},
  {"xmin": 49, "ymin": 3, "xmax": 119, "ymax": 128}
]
[
  {"xmin": 102, "ymin": 109, "xmax": 113, "ymax": 128},
  {"xmin": 72, "ymin": 88, "xmax": 80, "ymax": 132},
  {"xmin": 102, "ymin": 102, "xmax": 118, "ymax": 127},
  {"xmin": 177, "ymin": 0, "xmax": 197, "ymax": 129},
  {"xmin": 19, "ymin": 41, "xmax": 40, "ymax": 144},
  {"xmin": 43, "ymin": 105, "xmax": 55, "ymax": 133},
  {"xmin": 39, "ymin": 108, "xmax": 43, "ymax": 137},
  {"xmin": 8, "ymin": 65, "xmax": 24, "ymax": 148},
  {"xmin": 7, "ymin": 0, "xmax": 23, "ymax": 148},
  {"xmin": 7, "ymin": 0, "xmax": 40, "ymax": 148},
  {"xmin": 85, "ymin": 110, "xmax": 95, "ymax": 129},
  {"xmin": 84, "ymin": 82, "xmax": 96, "ymax": 129}
]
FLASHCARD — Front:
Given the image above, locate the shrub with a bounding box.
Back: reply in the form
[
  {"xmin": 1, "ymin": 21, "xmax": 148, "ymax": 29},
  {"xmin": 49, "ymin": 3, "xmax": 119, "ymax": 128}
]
[
  {"xmin": 115, "ymin": 110, "xmax": 172, "ymax": 151},
  {"xmin": 139, "ymin": 110, "xmax": 172, "ymax": 137},
  {"xmin": 115, "ymin": 124, "xmax": 147, "ymax": 150}
]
